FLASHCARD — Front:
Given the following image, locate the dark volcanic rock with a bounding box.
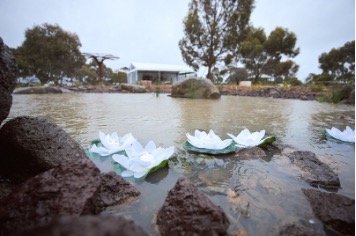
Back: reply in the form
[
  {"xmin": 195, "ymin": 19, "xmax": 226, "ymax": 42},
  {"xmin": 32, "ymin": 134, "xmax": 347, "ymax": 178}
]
[
  {"xmin": 233, "ymin": 146, "xmax": 267, "ymax": 160},
  {"xmin": 91, "ymin": 172, "xmax": 140, "ymax": 213},
  {"xmin": 0, "ymin": 158, "xmax": 101, "ymax": 235},
  {"xmin": 156, "ymin": 177, "xmax": 230, "ymax": 235},
  {"xmin": 171, "ymin": 78, "xmax": 221, "ymax": 99},
  {"xmin": 0, "ymin": 37, "xmax": 18, "ymax": 125},
  {"xmin": 279, "ymin": 223, "xmax": 322, "ymax": 236},
  {"xmin": 0, "ymin": 160, "xmax": 141, "ymax": 235},
  {"xmin": 302, "ymin": 189, "xmax": 355, "ymax": 235},
  {"xmin": 16, "ymin": 215, "xmax": 149, "ymax": 236},
  {"xmin": 0, "ymin": 116, "xmax": 88, "ymax": 183},
  {"xmin": 262, "ymin": 87, "xmax": 281, "ymax": 97},
  {"xmin": 232, "ymin": 86, "xmax": 318, "ymax": 101},
  {"xmin": 287, "ymin": 151, "xmax": 340, "ymax": 188},
  {"xmin": 0, "ymin": 87, "xmax": 12, "ymax": 123}
]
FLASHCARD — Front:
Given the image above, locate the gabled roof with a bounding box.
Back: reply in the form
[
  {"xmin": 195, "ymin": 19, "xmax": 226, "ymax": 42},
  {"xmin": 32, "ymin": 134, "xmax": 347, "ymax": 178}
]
[{"xmin": 129, "ymin": 62, "xmax": 194, "ymax": 73}]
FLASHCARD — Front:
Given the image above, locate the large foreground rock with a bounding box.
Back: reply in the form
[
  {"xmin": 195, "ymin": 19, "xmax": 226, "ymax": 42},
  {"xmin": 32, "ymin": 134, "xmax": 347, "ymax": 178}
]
[
  {"xmin": 0, "ymin": 37, "xmax": 18, "ymax": 125},
  {"xmin": 91, "ymin": 172, "xmax": 140, "ymax": 214},
  {"xmin": 287, "ymin": 151, "xmax": 340, "ymax": 188},
  {"xmin": 0, "ymin": 159, "xmax": 140, "ymax": 235},
  {"xmin": 0, "ymin": 116, "xmax": 88, "ymax": 183},
  {"xmin": 171, "ymin": 78, "xmax": 221, "ymax": 99},
  {"xmin": 156, "ymin": 177, "xmax": 229, "ymax": 235},
  {"xmin": 16, "ymin": 215, "xmax": 148, "ymax": 236},
  {"xmin": 302, "ymin": 189, "xmax": 354, "ymax": 235},
  {"xmin": 0, "ymin": 158, "xmax": 100, "ymax": 234}
]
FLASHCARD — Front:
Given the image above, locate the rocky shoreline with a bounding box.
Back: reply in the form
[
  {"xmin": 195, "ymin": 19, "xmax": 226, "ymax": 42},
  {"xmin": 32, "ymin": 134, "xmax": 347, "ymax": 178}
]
[{"xmin": 14, "ymin": 82, "xmax": 355, "ymax": 105}]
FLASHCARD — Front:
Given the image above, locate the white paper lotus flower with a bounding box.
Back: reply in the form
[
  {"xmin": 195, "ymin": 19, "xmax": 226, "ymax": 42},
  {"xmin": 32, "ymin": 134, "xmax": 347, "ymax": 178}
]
[
  {"xmin": 186, "ymin": 130, "xmax": 232, "ymax": 150},
  {"xmin": 89, "ymin": 131, "xmax": 136, "ymax": 156},
  {"xmin": 112, "ymin": 140, "xmax": 175, "ymax": 178},
  {"xmin": 325, "ymin": 126, "xmax": 355, "ymax": 143},
  {"xmin": 227, "ymin": 129, "xmax": 271, "ymax": 148}
]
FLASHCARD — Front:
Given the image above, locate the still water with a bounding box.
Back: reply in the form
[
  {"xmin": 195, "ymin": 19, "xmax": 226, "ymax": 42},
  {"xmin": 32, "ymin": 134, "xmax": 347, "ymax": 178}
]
[{"xmin": 8, "ymin": 93, "xmax": 355, "ymax": 235}]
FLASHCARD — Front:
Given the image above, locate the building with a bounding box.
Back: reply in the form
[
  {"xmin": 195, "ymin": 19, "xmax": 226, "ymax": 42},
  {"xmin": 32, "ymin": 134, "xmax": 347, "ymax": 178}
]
[{"xmin": 127, "ymin": 62, "xmax": 196, "ymax": 84}]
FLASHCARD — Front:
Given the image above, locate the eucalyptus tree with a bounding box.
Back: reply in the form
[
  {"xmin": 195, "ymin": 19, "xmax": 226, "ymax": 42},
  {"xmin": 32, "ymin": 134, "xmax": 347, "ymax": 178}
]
[
  {"xmin": 237, "ymin": 27, "xmax": 267, "ymax": 82},
  {"xmin": 13, "ymin": 23, "xmax": 85, "ymax": 85},
  {"xmin": 179, "ymin": 0, "xmax": 254, "ymax": 81},
  {"xmin": 226, "ymin": 67, "xmax": 248, "ymax": 84},
  {"xmin": 238, "ymin": 26, "xmax": 300, "ymax": 83},
  {"xmin": 318, "ymin": 40, "xmax": 355, "ymax": 83}
]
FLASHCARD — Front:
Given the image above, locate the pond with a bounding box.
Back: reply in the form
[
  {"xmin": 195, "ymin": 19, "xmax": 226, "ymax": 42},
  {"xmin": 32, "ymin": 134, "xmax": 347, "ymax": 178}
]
[{"xmin": 8, "ymin": 93, "xmax": 355, "ymax": 235}]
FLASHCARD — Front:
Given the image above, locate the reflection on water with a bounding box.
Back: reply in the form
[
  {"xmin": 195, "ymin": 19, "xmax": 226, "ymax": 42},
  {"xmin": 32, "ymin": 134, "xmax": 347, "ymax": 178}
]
[{"xmin": 8, "ymin": 93, "xmax": 355, "ymax": 235}]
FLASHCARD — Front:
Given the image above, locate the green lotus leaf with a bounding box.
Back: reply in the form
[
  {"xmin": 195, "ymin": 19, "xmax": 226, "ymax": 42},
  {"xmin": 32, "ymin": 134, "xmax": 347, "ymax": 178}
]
[{"xmin": 183, "ymin": 141, "xmax": 238, "ymax": 155}]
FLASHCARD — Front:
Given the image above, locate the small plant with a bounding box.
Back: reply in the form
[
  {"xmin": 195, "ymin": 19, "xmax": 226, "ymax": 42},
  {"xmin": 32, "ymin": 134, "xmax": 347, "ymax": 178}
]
[
  {"xmin": 252, "ymin": 84, "xmax": 263, "ymax": 91},
  {"xmin": 155, "ymin": 85, "xmax": 161, "ymax": 97},
  {"xmin": 309, "ymin": 84, "xmax": 325, "ymax": 92},
  {"xmin": 230, "ymin": 84, "xmax": 238, "ymax": 91}
]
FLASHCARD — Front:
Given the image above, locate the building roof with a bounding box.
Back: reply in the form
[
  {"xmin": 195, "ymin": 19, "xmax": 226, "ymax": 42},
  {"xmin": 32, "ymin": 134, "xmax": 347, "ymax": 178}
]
[{"xmin": 129, "ymin": 62, "xmax": 194, "ymax": 73}]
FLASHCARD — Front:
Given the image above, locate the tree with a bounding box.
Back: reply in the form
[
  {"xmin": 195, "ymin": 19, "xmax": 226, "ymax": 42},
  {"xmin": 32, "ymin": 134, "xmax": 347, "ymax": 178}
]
[
  {"xmin": 13, "ymin": 23, "xmax": 85, "ymax": 84},
  {"xmin": 73, "ymin": 64, "xmax": 97, "ymax": 85},
  {"xmin": 272, "ymin": 60, "xmax": 299, "ymax": 82},
  {"xmin": 238, "ymin": 27, "xmax": 300, "ymax": 83},
  {"xmin": 305, "ymin": 73, "xmax": 333, "ymax": 84},
  {"xmin": 226, "ymin": 67, "xmax": 248, "ymax": 84},
  {"xmin": 318, "ymin": 40, "xmax": 355, "ymax": 83},
  {"xmin": 82, "ymin": 53, "xmax": 119, "ymax": 87},
  {"xmin": 179, "ymin": 0, "xmax": 254, "ymax": 81},
  {"xmin": 238, "ymin": 27, "xmax": 267, "ymax": 82},
  {"xmin": 110, "ymin": 71, "xmax": 128, "ymax": 84},
  {"xmin": 211, "ymin": 67, "xmax": 224, "ymax": 84}
]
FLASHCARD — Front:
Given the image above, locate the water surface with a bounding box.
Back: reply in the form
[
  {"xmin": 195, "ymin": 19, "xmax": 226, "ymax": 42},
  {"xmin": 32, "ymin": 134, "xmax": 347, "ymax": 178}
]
[{"xmin": 9, "ymin": 93, "xmax": 355, "ymax": 235}]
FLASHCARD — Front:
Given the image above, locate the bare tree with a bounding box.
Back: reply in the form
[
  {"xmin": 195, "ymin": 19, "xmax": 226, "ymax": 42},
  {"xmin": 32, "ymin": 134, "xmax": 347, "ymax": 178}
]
[{"xmin": 82, "ymin": 53, "xmax": 119, "ymax": 87}]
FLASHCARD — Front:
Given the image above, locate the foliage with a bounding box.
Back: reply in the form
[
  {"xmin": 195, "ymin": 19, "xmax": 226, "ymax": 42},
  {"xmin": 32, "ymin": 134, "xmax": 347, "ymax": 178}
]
[
  {"xmin": 13, "ymin": 23, "xmax": 85, "ymax": 85},
  {"xmin": 211, "ymin": 67, "xmax": 224, "ymax": 84},
  {"xmin": 331, "ymin": 84, "xmax": 354, "ymax": 103},
  {"xmin": 226, "ymin": 67, "xmax": 248, "ymax": 84},
  {"xmin": 308, "ymin": 83, "xmax": 327, "ymax": 92},
  {"xmin": 238, "ymin": 27, "xmax": 300, "ymax": 84},
  {"xmin": 73, "ymin": 64, "xmax": 97, "ymax": 84},
  {"xmin": 179, "ymin": 0, "xmax": 254, "ymax": 81},
  {"xmin": 285, "ymin": 77, "xmax": 303, "ymax": 86},
  {"xmin": 305, "ymin": 73, "xmax": 334, "ymax": 84},
  {"xmin": 318, "ymin": 40, "xmax": 355, "ymax": 83},
  {"xmin": 75, "ymin": 64, "xmax": 96, "ymax": 83},
  {"xmin": 272, "ymin": 60, "xmax": 299, "ymax": 82},
  {"xmin": 110, "ymin": 71, "xmax": 128, "ymax": 84}
]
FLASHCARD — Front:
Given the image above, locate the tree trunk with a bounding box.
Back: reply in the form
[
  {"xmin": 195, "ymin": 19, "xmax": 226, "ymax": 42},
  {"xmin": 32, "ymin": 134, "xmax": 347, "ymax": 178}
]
[
  {"xmin": 98, "ymin": 61, "xmax": 104, "ymax": 88},
  {"xmin": 207, "ymin": 65, "xmax": 213, "ymax": 82}
]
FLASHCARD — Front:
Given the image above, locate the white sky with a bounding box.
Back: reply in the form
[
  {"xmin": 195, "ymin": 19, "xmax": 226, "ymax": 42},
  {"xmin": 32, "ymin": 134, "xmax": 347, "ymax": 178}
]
[{"xmin": 0, "ymin": 0, "xmax": 354, "ymax": 82}]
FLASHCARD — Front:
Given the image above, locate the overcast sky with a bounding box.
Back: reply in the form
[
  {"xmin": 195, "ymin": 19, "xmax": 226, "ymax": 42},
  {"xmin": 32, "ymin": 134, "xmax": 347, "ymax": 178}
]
[{"xmin": 0, "ymin": 0, "xmax": 354, "ymax": 82}]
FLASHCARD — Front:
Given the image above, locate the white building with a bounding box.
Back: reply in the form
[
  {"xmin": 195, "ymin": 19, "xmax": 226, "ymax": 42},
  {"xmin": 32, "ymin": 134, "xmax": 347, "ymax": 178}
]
[{"xmin": 127, "ymin": 62, "xmax": 196, "ymax": 84}]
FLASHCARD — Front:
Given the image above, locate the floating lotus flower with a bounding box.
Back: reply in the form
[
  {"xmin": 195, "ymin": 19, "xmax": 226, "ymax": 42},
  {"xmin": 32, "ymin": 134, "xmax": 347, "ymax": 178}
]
[
  {"xmin": 112, "ymin": 140, "xmax": 175, "ymax": 178},
  {"xmin": 325, "ymin": 126, "xmax": 355, "ymax": 143},
  {"xmin": 227, "ymin": 129, "xmax": 275, "ymax": 148},
  {"xmin": 89, "ymin": 131, "xmax": 136, "ymax": 156},
  {"xmin": 186, "ymin": 130, "xmax": 232, "ymax": 150}
]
